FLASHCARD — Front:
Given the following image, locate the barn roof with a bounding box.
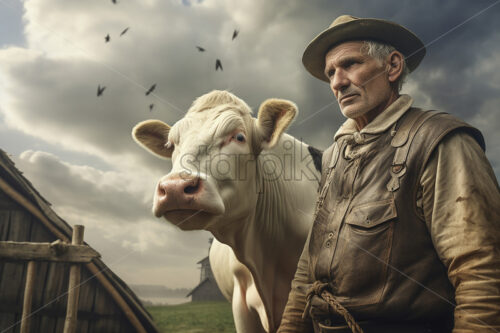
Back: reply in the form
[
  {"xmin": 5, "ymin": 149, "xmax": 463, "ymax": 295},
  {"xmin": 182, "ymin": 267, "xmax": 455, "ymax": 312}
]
[
  {"xmin": 0, "ymin": 149, "xmax": 159, "ymax": 333},
  {"xmin": 196, "ymin": 256, "xmax": 209, "ymax": 265},
  {"xmin": 186, "ymin": 278, "xmax": 210, "ymax": 297}
]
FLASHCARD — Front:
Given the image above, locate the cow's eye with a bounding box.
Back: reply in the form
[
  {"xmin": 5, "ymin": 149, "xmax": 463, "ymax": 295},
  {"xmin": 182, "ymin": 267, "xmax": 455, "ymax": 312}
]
[{"xmin": 235, "ymin": 133, "xmax": 246, "ymax": 143}]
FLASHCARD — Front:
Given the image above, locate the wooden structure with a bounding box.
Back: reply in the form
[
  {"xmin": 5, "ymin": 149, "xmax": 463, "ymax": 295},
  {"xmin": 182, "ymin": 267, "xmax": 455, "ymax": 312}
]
[
  {"xmin": 187, "ymin": 239, "xmax": 225, "ymax": 302},
  {"xmin": 1, "ymin": 225, "xmax": 100, "ymax": 333},
  {"xmin": 0, "ymin": 150, "xmax": 159, "ymax": 333}
]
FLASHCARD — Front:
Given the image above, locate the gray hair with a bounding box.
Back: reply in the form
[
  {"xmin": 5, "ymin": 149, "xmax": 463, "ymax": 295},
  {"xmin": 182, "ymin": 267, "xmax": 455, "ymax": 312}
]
[{"xmin": 360, "ymin": 40, "xmax": 409, "ymax": 91}]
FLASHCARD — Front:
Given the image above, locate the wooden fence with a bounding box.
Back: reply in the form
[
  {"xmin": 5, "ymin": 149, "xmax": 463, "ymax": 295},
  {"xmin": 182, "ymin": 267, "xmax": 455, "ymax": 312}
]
[{"xmin": 0, "ymin": 225, "xmax": 99, "ymax": 333}]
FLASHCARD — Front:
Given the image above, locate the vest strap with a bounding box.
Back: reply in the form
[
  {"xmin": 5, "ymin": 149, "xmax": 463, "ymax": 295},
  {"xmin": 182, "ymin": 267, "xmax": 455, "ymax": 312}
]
[
  {"xmin": 393, "ymin": 111, "xmax": 445, "ymax": 167},
  {"xmin": 387, "ymin": 110, "xmax": 445, "ymax": 192},
  {"xmin": 391, "ymin": 108, "xmax": 424, "ymax": 147}
]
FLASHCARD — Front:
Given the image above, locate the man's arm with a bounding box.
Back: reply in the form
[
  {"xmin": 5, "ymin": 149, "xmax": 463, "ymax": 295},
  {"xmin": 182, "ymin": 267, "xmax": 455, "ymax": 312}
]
[
  {"xmin": 421, "ymin": 131, "xmax": 500, "ymax": 332},
  {"xmin": 277, "ymin": 230, "xmax": 314, "ymax": 333}
]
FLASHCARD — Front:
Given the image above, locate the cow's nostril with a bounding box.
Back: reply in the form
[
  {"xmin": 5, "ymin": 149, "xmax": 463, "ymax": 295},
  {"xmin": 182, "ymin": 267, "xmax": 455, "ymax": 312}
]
[
  {"xmin": 184, "ymin": 178, "xmax": 200, "ymax": 194},
  {"xmin": 157, "ymin": 183, "xmax": 167, "ymax": 197}
]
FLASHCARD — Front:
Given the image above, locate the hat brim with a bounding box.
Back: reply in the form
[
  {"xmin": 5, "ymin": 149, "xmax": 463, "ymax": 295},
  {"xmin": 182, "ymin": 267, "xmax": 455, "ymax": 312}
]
[{"xmin": 302, "ymin": 18, "xmax": 426, "ymax": 82}]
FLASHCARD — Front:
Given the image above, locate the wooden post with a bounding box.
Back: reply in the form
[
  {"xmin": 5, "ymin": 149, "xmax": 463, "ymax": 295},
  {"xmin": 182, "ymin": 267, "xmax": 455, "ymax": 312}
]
[
  {"xmin": 63, "ymin": 225, "xmax": 84, "ymax": 333},
  {"xmin": 20, "ymin": 261, "xmax": 36, "ymax": 333}
]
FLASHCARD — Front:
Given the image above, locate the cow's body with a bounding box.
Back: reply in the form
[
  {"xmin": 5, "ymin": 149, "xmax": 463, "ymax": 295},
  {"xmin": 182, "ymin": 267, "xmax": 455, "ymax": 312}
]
[
  {"xmin": 133, "ymin": 91, "xmax": 321, "ymax": 332},
  {"xmin": 209, "ymin": 133, "xmax": 320, "ymax": 332}
]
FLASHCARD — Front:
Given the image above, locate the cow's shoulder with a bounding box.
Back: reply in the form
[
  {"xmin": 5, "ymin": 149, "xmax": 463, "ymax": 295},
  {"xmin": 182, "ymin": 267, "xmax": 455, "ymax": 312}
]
[
  {"xmin": 319, "ymin": 142, "xmax": 336, "ymax": 189},
  {"xmin": 307, "ymin": 145, "xmax": 323, "ymax": 174}
]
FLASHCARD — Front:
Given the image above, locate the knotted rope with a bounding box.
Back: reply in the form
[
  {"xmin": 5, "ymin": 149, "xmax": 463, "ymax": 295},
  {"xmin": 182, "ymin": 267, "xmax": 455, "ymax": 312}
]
[{"xmin": 302, "ymin": 281, "xmax": 364, "ymax": 333}]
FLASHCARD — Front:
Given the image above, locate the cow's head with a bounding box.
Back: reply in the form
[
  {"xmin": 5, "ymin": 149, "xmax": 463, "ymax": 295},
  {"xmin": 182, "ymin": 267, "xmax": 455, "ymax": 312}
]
[{"xmin": 132, "ymin": 90, "xmax": 297, "ymax": 231}]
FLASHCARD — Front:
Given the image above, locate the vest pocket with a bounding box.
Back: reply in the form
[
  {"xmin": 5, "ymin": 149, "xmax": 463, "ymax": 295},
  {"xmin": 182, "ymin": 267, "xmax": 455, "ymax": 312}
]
[
  {"xmin": 345, "ymin": 198, "xmax": 397, "ymax": 229},
  {"xmin": 332, "ymin": 198, "xmax": 397, "ymax": 306}
]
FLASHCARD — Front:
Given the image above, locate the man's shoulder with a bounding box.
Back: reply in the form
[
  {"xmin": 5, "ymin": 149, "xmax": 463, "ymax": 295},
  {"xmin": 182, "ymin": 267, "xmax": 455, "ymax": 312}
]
[
  {"xmin": 397, "ymin": 108, "xmax": 487, "ymax": 182},
  {"xmin": 411, "ymin": 109, "xmax": 485, "ymax": 152},
  {"xmin": 395, "ymin": 107, "xmax": 485, "ymax": 152}
]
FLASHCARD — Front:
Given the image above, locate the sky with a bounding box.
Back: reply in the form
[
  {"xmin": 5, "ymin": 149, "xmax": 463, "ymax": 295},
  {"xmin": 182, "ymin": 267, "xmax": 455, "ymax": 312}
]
[{"xmin": 0, "ymin": 0, "xmax": 499, "ymax": 289}]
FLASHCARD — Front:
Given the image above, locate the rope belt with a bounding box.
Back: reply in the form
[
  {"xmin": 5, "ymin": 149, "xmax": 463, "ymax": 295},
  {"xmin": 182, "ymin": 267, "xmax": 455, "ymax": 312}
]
[{"xmin": 302, "ymin": 281, "xmax": 364, "ymax": 333}]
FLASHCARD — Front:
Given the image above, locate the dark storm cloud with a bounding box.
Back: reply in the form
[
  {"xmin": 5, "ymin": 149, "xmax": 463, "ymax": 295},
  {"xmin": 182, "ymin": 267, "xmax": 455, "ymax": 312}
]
[
  {"xmin": 272, "ymin": 0, "xmax": 500, "ymax": 175},
  {"xmin": 398, "ymin": 1, "xmax": 500, "ymax": 116}
]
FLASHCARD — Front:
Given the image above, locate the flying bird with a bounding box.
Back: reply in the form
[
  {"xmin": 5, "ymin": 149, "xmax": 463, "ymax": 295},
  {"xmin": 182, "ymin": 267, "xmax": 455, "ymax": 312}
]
[
  {"xmin": 149, "ymin": 103, "xmax": 155, "ymax": 112},
  {"xmin": 120, "ymin": 27, "xmax": 129, "ymax": 36},
  {"xmin": 196, "ymin": 46, "xmax": 205, "ymax": 52},
  {"xmin": 105, "ymin": 34, "xmax": 110, "ymax": 43},
  {"xmin": 232, "ymin": 29, "xmax": 239, "ymax": 40},
  {"xmin": 97, "ymin": 84, "xmax": 106, "ymax": 97},
  {"xmin": 215, "ymin": 59, "xmax": 223, "ymax": 71},
  {"xmin": 145, "ymin": 84, "xmax": 156, "ymax": 96}
]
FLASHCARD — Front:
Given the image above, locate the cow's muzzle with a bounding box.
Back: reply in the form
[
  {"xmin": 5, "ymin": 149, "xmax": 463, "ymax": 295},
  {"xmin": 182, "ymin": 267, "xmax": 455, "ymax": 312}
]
[{"xmin": 153, "ymin": 174, "xmax": 224, "ymax": 219}]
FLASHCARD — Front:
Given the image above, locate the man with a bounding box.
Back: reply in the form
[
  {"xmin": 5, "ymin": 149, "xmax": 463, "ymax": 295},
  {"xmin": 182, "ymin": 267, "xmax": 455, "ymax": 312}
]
[{"xmin": 278, "ymin": 15, "xmax": 500, "ymax": 333}]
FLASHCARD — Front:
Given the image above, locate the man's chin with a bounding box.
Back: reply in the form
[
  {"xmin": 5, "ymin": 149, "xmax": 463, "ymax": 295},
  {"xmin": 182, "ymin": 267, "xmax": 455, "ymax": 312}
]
[
  {"xmin": 341, "ymin": 105, "xmax": 368, "ymax": 120},
  {"xmin": 162, "ymin": 209, "xmax": 217, "ymax": 230}
]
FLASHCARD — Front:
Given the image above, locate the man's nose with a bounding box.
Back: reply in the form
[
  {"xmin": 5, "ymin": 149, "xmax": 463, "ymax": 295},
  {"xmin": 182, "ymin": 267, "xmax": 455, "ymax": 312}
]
[{"xmin": 330, "ymin": 69, "xmax": 350, "ymax": 94}]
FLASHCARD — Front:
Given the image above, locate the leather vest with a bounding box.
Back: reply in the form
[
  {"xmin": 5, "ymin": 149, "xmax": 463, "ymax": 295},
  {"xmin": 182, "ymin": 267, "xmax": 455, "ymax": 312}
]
[{"xmin": 308, "ymin": 108, "xmax": 485, "ymax": 325}]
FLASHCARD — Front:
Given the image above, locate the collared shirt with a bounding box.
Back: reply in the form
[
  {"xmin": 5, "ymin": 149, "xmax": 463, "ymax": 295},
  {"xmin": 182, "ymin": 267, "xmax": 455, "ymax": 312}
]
[
  {"xmin": 278, "ymin": 95, "xmax": 500, "ymax": 333},
  {"xmin": 334, "ymin": 94, "xmax": 414, "ymax": 140}
]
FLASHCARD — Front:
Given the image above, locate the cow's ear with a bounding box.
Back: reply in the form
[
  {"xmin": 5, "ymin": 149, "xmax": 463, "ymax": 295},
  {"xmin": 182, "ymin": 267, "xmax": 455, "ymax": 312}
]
[
  {"xmin": 132, "ymin": 120, "xmax": 173, "ymax": 159},
  {"xmin": 256, "ymin": 98, "xmax": 298, "ymax": 149}
]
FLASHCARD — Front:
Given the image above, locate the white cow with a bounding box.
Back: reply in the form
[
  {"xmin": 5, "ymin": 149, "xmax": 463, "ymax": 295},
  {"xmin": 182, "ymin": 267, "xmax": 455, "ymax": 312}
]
[{"xmin": 132, "ymin": 90, "xmax": 321, "ymax": 332}]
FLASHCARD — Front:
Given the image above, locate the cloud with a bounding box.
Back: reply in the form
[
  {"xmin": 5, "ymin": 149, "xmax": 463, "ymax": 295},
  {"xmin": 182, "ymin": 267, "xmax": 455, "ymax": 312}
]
[
  {"xmin": 0, "ymin": 0, "xmax": 354, "ymax": 162},
  {"xmin": 16, "ymin": 150, "xmax": 152, "ymax": 222}
]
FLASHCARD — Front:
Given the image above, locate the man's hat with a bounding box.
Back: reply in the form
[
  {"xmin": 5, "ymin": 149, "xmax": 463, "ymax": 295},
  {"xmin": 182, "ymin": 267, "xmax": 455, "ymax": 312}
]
[{"xmin": 302, "ymin": 15, "xmax": 426, "ymax": 82}]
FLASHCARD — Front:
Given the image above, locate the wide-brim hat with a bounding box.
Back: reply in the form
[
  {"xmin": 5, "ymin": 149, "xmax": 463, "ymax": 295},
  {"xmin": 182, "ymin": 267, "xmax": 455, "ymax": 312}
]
[{"xmin": 302, "ymin": 15, "xmax": 426, "ymax": 82}]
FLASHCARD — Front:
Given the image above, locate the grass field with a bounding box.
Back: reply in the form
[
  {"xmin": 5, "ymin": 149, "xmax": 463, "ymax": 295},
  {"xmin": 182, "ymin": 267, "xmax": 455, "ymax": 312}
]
[{"xmin": 147, "ymin": 301, "xmax": 236, "ymax": 333}]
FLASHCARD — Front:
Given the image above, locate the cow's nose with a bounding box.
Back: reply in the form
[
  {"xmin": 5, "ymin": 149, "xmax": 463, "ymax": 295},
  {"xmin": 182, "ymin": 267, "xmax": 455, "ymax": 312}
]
[
  {"xmin": 154, "ymin": 176, "xmax": 202, "ymax": 217},
  {"xmin": 157, "ymin": 176, "xmax": 201, "ymax": 196}
]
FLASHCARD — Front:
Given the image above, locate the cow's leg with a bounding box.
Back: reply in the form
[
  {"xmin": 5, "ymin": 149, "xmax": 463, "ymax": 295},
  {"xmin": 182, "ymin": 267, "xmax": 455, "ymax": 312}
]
[
  {"xmin": 209, "ymin": 240, "xmax": 234, "ymax": 300},
  {"xmin": 210, "ymin": 240, "xmax": 268, "ymax": 332},
  {"xmin": 232, "ymin": 273, "xmax": 267, "ymax": 333}
]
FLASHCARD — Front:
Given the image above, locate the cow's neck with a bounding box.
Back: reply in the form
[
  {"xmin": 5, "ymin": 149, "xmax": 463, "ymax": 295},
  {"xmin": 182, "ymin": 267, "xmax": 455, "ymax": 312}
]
[{"xmin": 214, "ymin": 134, "xmax": 320, "ymax": 331}]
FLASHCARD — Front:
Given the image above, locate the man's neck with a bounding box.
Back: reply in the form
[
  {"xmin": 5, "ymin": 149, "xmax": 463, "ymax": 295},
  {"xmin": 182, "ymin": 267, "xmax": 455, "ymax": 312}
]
[{"xmin": 354, "ymin": 92, "xmax": 400, "ymax": 131}]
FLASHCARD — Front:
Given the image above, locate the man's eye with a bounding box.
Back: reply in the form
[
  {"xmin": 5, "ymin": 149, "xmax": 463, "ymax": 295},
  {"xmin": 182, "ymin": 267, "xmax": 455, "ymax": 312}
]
[
  {"xmin": 346, "ymin": 60, "xmax": 361, "ymax": 68},
  {"xmin": 327, "ymin": 69, "xmax": 335, "ymax": 78}
]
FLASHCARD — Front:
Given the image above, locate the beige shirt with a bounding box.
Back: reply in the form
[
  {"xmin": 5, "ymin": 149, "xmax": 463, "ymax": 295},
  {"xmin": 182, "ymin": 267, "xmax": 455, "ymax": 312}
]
[{"xmin": 278, "ymin": 95, "xmax": 500, "ymax": 332}]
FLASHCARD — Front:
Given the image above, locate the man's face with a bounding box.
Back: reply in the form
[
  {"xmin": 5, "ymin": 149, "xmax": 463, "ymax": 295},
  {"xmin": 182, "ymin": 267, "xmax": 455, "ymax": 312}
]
[{"xmin": 324, "ymin": 41, "xmax": 392, "ymax": 120}]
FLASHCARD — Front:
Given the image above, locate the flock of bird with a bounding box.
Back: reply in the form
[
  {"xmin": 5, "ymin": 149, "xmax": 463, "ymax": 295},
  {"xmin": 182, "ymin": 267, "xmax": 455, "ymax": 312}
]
[
  {"xmin": 195, "ymin": 29, "xmax": 239, "ymax": 72},
  {"xmin": 96, "ymin": 0, "xmax": 240, "ymax": 113}
]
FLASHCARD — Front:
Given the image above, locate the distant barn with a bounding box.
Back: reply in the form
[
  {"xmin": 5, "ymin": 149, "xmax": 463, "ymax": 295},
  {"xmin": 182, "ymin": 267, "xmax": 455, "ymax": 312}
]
[
  {"xmin": 187, "ymin": 240, "xmax": 225, "ymax": 302},
  {"xmin": 0, "ymin": 150, "xmax": 159, "ymax": 333}
]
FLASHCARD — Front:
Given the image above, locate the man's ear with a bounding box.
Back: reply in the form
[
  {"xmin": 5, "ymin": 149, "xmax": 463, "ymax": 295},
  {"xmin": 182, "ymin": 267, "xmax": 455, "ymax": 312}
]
[
  {"xmin": 132, "ymin": 120, "xmax": 174, "ymax": 159},
  {"xmin": 387, "ymin": 50, "xmax": 404, "ymax": 84},
  {"xmin": 255, "ymin": 98, "xmax": 298, "ymax": 150}
]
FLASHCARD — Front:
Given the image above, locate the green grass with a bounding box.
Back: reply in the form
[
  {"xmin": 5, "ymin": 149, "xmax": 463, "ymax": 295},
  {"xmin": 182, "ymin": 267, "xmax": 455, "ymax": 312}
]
[{"xmin": 147, "ymin": 301, "xmax": 236, "ymax": 333}]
